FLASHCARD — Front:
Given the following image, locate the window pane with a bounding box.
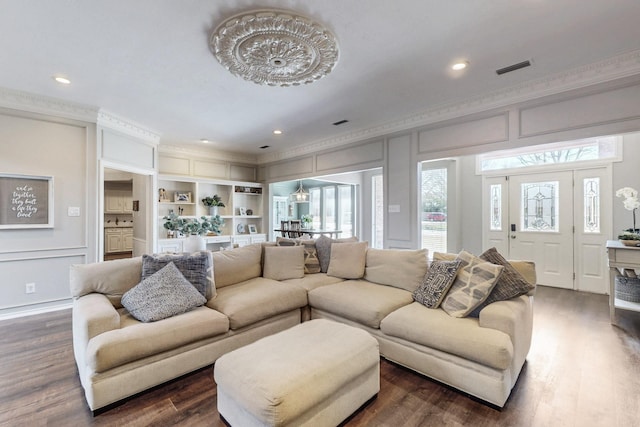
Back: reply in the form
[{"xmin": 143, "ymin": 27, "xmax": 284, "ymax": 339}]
[
  {"xmin": 372, "ymin": 175, "xmax": 383, "ymax": 249},
  {"xmin": 421, "ymin": 167, "xmax": 447, "ymax": 253},
  {"xmin": 490, "ymin": 184, "xmax": 502, "ymax": 231},
  {"xmin": 338, "ymin": 185, "xmax": 353, "ymax": 238},
  {"xmin": 521, "ymin": 181, "xmax": 558, "ymax": 232},
  {"xmin": 324, "ymin": 187, "xmax": 336, "ymax": 231},
  {"xmin": 310, "ymin": 188, "xmax": 321, "ymax": 229},
  {"xmin": 584, "ymin": 177, "xmax": 600, "ymax": 233},
  {"xmin": 479, "ymin": 136, "xmax": 618, "ymax": 172}
]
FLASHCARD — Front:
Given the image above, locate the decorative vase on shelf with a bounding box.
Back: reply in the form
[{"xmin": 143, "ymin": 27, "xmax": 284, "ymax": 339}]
[
  {"xmin": 209, "ymin": 206, "xmax": 219, "ymax": 217},
  {"xmin": 183, "ymin": 234, "xmax": 206, "ymax": 253}
]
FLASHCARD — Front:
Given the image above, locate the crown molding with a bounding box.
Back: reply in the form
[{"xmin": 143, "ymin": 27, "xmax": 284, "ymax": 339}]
[
  {"xmin": 158, "ymin": 143, "xmax": 258, "ymax": 165},
  {"xmin": 97, "ymin": 109, "xmax": 161, "ymax": 144},
  {"xmin": 0, "ymin": 86, "xmax": 99, "ymax": 122},
  {"xmin": 257, "ymin": 49, "xmax": 640, "ymax": 164}
]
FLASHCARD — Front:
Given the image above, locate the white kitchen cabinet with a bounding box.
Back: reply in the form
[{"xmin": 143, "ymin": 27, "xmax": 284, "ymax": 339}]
[
  {"xmin": 105, "ymin": 189, "xmax": 133, "ymax": 214},
  {"xmin": 105, "ymin": 228, "xmax": 134, "ymax": 253}
]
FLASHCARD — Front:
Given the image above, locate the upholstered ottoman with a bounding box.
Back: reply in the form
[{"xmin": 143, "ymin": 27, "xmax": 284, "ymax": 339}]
[{"xmin": 214, "ymin": 319, "xmax": 380, "ymax": 427}]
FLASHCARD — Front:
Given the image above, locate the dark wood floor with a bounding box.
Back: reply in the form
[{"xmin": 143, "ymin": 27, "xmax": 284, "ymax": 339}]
[{"xmin": 1, "ymin": 286, "xmax": 639, "ymax": 427}]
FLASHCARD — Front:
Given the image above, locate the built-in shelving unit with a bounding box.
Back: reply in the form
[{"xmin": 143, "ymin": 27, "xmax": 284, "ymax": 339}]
[{"xmin": 157, "ymin": 175, "xmax": 266, "ymax": 252}]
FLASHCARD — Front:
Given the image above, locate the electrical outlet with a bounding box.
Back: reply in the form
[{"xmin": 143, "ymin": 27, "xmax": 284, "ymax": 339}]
[{"xmin": 25, "ymin": 283, "xmax": 36, "ymax": 294}]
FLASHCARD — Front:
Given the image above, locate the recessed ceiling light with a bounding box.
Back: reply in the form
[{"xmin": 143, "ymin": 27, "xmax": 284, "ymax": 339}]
[
  {"xmin": 273, "ymin": 129, "xmax": 283, "ymax": 135},
  {"xmin": 53, "ymin": 75, "xmax": 71, "ymax": 85},
  {"xmin": 200, "ymin": 139, "xmax": 210, "ymax": 143},
  {"xmin": 451, "ymin": 62, "xmax": 468, "ymax": 71}
]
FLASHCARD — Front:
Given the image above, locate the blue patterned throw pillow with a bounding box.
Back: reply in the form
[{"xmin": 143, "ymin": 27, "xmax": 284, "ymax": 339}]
[{"xmin": 413, "ymin": 260, "xmax": 462, "ymax": 308}]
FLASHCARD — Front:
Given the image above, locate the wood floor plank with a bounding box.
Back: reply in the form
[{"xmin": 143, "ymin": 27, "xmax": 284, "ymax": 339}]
[{"xmin": 0, "ymin": 286, "xmax": 638, "ymax": 427}]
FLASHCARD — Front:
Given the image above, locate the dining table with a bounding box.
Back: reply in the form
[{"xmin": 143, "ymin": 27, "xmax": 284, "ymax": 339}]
[{"xmin": 274, "ymin": 229, "xmax": 343, "ymax": 238}]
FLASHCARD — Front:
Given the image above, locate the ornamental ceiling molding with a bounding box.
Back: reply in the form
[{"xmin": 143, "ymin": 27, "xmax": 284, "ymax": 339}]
[
  {"xmin": 211, "ymin": 9, "xmax": 339, "ymax": 87},
  {"xmin": 257, "ymin": 48, "xmax": 640, "ymax": 164},
  {"xmin": 0, "ymin": 86, "xmax": 98, "ymax": 122},
  {"xmin": 97, "ymin": 110, "xmax": 161, "ymax": 144}
]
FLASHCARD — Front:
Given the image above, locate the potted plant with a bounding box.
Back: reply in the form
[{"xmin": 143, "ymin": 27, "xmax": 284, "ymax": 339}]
[
  {"xmin": 202, "ymin": 195, "xmax": 226, "ymax": 216},
  {"xmin": 616, "ymin": 187, "xmax": 640, "ymax": 245},
  {"xmin": 301, "ymin": 214, "xmax": 313, "ymax": 229},
  {"xmin": 163, "ymin": 212, "xmax": 225, "ymax": 236},
  {"xmin": 163, "ymin": 211, "xmax": 186, "ymax": 238},
  {"xmin": 163, "ymin": 212, "xmax": 225, "ymax": 252}
]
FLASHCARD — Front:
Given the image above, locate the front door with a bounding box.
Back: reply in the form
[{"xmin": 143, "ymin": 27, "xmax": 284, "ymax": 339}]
[
  {"xmin": 483, "ymin": 167, "xmax": 611, "ymax": 292},
  {"xmin": 508, "ymin": 171, "xmax": 574, "ymax": 289}
]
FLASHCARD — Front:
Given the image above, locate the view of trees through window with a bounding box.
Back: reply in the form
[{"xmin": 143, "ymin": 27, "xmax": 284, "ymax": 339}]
[
  {"xmin": 421, "ymin": 166, "xmax": 447, "ymax": 254},
  {"xmin": 479, "ymin": 137, "xmax": 617, "ymax": 172}
]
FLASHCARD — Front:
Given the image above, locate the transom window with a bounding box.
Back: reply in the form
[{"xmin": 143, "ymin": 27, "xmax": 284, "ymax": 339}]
[{"xmin": 478, "ymin": 136, "xmax": 619, "ymax": 173}]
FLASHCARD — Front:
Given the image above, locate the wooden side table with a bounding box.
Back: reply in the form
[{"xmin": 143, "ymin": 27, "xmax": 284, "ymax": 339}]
[{"xmin": 606, "ymin": 240, "xmax": 640, "ymax": 324}]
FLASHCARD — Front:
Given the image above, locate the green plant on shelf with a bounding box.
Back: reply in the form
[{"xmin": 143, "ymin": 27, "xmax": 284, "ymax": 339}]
[
  {"xmin": 163, "ymin": 212, "xmax": 224, "ymax": 235},
  {"xmin": 201, "ymin": 194, "xmax": 226, "ymax": 207}
]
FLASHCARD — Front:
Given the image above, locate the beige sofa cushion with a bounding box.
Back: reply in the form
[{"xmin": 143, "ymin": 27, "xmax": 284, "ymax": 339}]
[
  {"xmin": 315, "ymin": 235, "xmax": 359, "ymax": 273},
  {"xmin": 281, "ymin": 273, "xmax": 346, "ymax": 292},
  {"xmin": 308, "ymin": 280, "xmax": 413, "ymax": 329},
  {"xmin": 364, "ymin": 248, "xmax": 429, "ymax": 292},
  {"xmin": 207, "ymin": 277, "xmax": 308, "ymax": 330},
  {"xmin": 86, "ymin": 306, "xmax": 229, "ymax": 373},
  {"xmin": 263, "ymin": 246, "xmax": 305, "ymax": 280},
  {"xmin": 327, "ymin": 241, "xmax": 368, "ymax": 279},
  {"xmin": 70, "ymin": 257, "xmax": 142, "ymax": 308},
  {"xmin": 380, "ymin": 302, "xmax": 514, "ymax": 370},
  {"xmin": 213, "ymin": 243, "xmax": 262, "ymax": 288}
]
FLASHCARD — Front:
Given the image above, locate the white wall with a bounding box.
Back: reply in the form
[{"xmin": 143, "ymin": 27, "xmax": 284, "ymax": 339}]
[
  {"xmin": 612, "ymin": 134, "xmax": 640, "ymax": 235},
  {"xmin": 0, "ymin": 110, "xmax": 97, "ymax": 317}
]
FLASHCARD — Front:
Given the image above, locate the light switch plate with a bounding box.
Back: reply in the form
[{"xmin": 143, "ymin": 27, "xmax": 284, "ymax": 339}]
[{"xmin": 68, "ymin": 207, "xmax": 80, "ymax": 217}]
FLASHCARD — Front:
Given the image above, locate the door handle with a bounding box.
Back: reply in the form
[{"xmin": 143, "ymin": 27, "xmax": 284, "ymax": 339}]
[{"xmin": 511, "ymin": 235, "xmax": 516, "ymax": 239}]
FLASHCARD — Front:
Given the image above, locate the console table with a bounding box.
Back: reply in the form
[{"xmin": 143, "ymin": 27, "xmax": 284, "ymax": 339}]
[{"xmin": 606, "ymin": 240, "xmax": 640, "ymax": 324}]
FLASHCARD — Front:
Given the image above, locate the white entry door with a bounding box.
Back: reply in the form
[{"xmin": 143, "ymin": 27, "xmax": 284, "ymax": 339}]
[
  {"xmin": 483, "ymin": 167, "xmax": 611, "ymax": 293},
  {"xmin": 508, "ymin": 171, "xmax": 574, "ymax": 288}
]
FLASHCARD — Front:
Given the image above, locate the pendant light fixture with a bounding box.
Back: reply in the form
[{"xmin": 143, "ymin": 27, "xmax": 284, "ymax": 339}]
[{"xmin": 290, "ymin": 181, "xmax": 309, "ymax": 203}]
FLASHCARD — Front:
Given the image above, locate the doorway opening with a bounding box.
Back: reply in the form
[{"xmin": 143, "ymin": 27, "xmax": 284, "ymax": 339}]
[{"xmin": 100, "ymin": 165, "xmax": 154, "ymax": 261}]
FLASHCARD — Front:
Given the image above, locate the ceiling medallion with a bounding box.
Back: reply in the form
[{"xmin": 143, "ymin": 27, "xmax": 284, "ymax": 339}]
[{"xmin": 211, "ymin": 9, "xmax": 339, "ymax": 87}]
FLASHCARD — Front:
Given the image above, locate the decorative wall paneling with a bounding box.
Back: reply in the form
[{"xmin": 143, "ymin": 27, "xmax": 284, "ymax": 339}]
[
  {"xmin": 519, "ymin": 78, "xmax": 640, "ymax": 138},
  {"xmin": 158, "ymin": 153, "xmax": 257, "ymax": 182},
  {"xmin": 263, "ymin": 138, "xmax": 384, "ymax": 181},
  {"xmin": 385, "ymin": 134, "xmax": 415, "ymax": 249},
  {"xmin": 100, "ymin": 129, "xmax": 156, "ymax": 170},
  {"xmin": 0, "ymin": 111, "xmax": 96, "ymax": 318}
]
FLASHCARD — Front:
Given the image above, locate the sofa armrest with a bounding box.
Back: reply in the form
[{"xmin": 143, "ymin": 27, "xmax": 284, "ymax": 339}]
[
  {"xmin": 73, "ymin": 293, "xmax": 120, "ymax": 350},
  {"xmin": 479, "ymin": 295, "xmax": 533, "ymax": 368}
]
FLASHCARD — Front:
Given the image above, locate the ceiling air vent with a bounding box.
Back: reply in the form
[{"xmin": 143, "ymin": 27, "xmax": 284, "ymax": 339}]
[
  {"xmin": 332, "ymin": 119, "xmax": 349, "ymax": 126},
  {"xmin": 496, "ymin": 60, "xmax": 532, "ymax": 75}
]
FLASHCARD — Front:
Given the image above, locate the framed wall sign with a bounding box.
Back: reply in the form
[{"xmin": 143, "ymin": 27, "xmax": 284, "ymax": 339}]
[{"xmin": 0, "ymin": 174, "xmax": 54, "ymax": 229}]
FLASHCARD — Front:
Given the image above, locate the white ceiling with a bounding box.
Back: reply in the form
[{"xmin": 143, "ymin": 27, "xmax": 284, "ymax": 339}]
[{"xmin": 2, "ymin": 1, "xmax": 640, "ymax": 161}]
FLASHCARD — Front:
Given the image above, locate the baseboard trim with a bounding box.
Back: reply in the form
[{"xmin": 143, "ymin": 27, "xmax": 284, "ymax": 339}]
[{"xmin": 0, "ymin": 300, "xmax": 72, "ymax": 321}]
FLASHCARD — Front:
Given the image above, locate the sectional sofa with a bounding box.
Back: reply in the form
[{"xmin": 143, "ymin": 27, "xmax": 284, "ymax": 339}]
[{"xmin": 70, "ymin": 239, "xmax": 536, "ymax": 413}]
